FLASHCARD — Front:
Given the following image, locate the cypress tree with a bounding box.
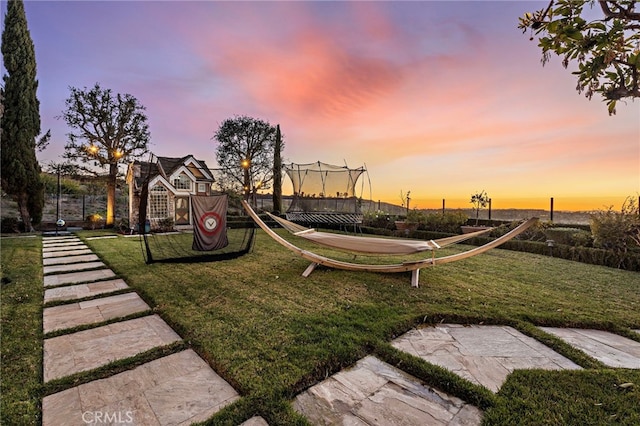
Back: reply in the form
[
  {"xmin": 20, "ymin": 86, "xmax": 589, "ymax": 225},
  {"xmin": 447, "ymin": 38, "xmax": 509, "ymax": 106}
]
[
  {"xmin": 1, "ymin": 0, "xmax": 44, "ymax": 231},
  {"xmin": 272, "ymin": 124, "xmax": 283, "ymax": 214}
]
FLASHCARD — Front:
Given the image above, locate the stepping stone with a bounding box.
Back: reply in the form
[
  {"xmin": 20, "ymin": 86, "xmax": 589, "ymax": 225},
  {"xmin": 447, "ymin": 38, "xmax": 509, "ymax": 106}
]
[
  {"xmin": 540, "ymin": 327, "xmax": 640, "ymax": 369},
  {"xmin": 392, "ymin": 324, "xmax": 581, "ymax": 393},
  {"xmin": 43, "ymin": 249, "xmax": 93, "ymax": 259},
  {"xmin": 42, "ymin": 240, "xmax": 86, "ymax": 251},
  {"xmin": 43, "ymin": 293, "xmax": 150, "ymax": 334},
  {"xmin": 44, "ymin": 269, "xmax": 116, "ymax": 287},
  {"xmin": 43, "ymin": 261, "xmax": 106, "ymax": 275},
  {"xmin": 42, "ymin": 240, "xmax": 83, "ymax": 247},
  {"xmin": 43, "ymin": 254, "xmax": 100, "ymax": 266},
  {"xmin": 240, "ymin": 417, "xmax": 269, "ymax": 426},
  {"xmin": 42, "ymin": 231, "xmax": 73, "ymax": 237},
  {"xmin": 42, "ymin": 349, "xmax": 239, "ymax": 426},
  {"xmin": 85, "ymin": 235, "xmax": 118, "ymax": 240},
  {"xmin": 43, "ymin": 244, "xmax": 89, "ymax": 253},
  {"xmin": 294, "ymin": 355, "xmax": 482, "ymax": 425},
  {"xmin": 43, "ymin": 315, "xmax": 181, "ymax": 382},
  {"xmin": 44, "ymin": 279, "xmax": 129, "ymax": 303},
  {"xmin": 43, "ymin": 236, "xmax": 78, "ymax": 242}
]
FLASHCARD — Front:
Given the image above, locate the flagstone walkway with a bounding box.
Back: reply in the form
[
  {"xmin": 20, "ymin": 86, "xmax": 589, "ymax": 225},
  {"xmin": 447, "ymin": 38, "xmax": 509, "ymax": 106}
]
[
  {"xmin": 41, "ymin": 235, "xmax": 240, "ymax": 425},
  {"xmin": 391, "ymin": 324, "xmax": 582, "ymax": 393},
  {"xmin": 540, "ymin": 327, "xmax": 640, "ymax": 369},
  {"xmin": 39, "ymin": 234, "xmax": 640, "ymax": 425}
]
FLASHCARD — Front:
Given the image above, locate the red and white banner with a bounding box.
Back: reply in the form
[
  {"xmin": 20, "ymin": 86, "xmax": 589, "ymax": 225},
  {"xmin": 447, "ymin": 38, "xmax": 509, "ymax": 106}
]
[{"xmin": 191, "ymin": 195, "xmax": 229, "ymax": 251}]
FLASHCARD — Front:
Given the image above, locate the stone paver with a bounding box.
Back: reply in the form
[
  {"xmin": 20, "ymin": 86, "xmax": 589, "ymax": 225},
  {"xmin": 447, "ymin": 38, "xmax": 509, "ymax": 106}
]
[
  {"xmin": 44, "ymin": 315, "xmax": 181, "ymax": 382},
  {"xmin": 392, "ymin": 324, "xmax": 581, "ymax": 393},
  {"xmin": 43, "ymin": 254, "xmax": 100, "ymax": 266},
  {"xmin": 540, "ymin": 327, "xmax": 640, "ymax": 369},
  {"xmin": 85, "ymin": 235, "xmax": 118, "ymax": 240},
  {"xmin": 44, "ymin": 292, "xmax": 150, "ymax": 333},
  {"xmin": 43, "ymin": 261, "xmax": 106, "ymax": 275},
  {"xmin": 43, "ymin": 236, "xmax": 79, "ymax": 242},
  {"xmin": 42, "ymin": 245, "xmax": 89, "ymax": 253},
  {"xmin": 44, "ymin": 269, "xmax": 116, "ymax": 287},
  {"xmin": 294, "ymin": 355, "xmax": 482, "ymax": 425},
  {"xmin": 42, "ymin": 240, "xmax": 84, "ymax": 247},
  {"xmin": 43, "ymin": 248, "xmax": 93, "ymax": 258},
  {"xmin": 240, "ymin": 417, "xmax": 269, "ymax": 426},
  {"xmin": 42, "ymin": 349, "xmax": 239, "ymax": 426},
  {"xmin": 44, "ymin": 279, "xmax": 129, "ymax": 303}
]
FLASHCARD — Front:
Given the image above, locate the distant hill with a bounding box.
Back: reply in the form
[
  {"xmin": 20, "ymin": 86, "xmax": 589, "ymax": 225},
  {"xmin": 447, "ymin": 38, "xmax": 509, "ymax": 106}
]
[{"xmin": 358, "ymin": 200, "xmax": 592, "ymax": 225}]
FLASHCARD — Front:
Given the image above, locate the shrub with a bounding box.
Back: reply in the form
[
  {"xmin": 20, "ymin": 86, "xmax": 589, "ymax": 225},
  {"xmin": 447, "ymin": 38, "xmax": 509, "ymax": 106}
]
[
  {"xmin": 545, "ymin": 227, "xmax": 593, "ymax": 246},
  {"xmin": 406, "ymin": 208, "xmax": 427, "ymax": 224},
  {"xmin": 421, "ymin": 210, "xmax": 468, "ymax": 233},
  {"xmin": 363, "ymin": 211, "xmax": 396, "ymax": 230},
  {"xmin": 590, "ymin": 197, "xmax": 640, "ymax": 267},
  {"xmin": 41, "ymin": 173, "xmax": 86, "ymax": 195},
  {"xmin": 1, "ymin": 217, "xmax": 20, "ymax": 233},
  {"xmin": 153, "ymin": 217, "xmax": 175, "ymax": 233},
  {"xmin": 86, "ymin": 213, "xmax": 104, "ymax": 230},
  {"xmin": 514, "ymin": 220, "xmax": 549, "ymax": 242}
]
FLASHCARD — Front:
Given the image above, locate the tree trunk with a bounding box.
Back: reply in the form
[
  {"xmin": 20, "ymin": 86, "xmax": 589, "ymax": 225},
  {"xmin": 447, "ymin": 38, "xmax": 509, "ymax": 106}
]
[
  {"xmin": 106, "ymin": 163, "xmax": 118, "ymax": 226},
  {"xmin": 243, "ymin": 167, "xmax": 251, "ymax": 202},
  {"xmin": 272, "ymin": 124, "xmax": 283, "ymax": 214},
  {"xmin": 16, "ymin": 192, "xmax": 34, "ymax": 232}
]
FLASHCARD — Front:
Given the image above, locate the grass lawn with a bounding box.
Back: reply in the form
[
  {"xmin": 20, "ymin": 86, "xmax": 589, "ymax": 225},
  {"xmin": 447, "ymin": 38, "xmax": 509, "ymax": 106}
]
[
  {"xmin": 1, "ymin": 236, "xmax": 42, "ymax": 425},
  {"xmin": 2, "ymin": 229, "xmax": 639, "ymax": 425}
]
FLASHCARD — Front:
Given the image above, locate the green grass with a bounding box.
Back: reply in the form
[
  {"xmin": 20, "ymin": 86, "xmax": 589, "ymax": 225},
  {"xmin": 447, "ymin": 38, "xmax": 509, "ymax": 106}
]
[
  {"xmin": 2, "ymin": 229, "xmax": 639, "ymax": 425},
  {"xmin": 1, "ymin": 236, "xmax": 42, "ymax": 426}
]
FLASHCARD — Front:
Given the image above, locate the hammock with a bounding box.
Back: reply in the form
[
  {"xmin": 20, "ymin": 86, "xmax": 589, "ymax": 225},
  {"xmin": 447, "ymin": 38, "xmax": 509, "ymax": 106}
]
[
  {"xmin": 242, "ymin": 201, "xmax": 538, "ymax": 287},
  {"xmin": 264, "ymin": 211, "xmax": 494, "ymax": 255}
]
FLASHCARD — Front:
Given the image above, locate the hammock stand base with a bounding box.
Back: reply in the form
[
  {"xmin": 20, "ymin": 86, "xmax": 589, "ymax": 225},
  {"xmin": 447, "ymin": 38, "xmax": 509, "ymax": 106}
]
[{"xmin": 243, "ymin": 201, "xmax": 537, "ymax": 287}]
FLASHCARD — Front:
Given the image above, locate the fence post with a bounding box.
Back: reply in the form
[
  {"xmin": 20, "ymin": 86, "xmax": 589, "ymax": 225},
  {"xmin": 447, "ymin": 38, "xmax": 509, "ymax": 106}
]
[
  {"xmin": 488, "ymin": 198, "xmax": 492, "ymax": 220},
  {"xmin": 550, "ymin": 197, "xmax": 554, "ymax": 222},
  {"xmin": 442, "ymin": 198, "xmax": 445, "ymax": 215}
]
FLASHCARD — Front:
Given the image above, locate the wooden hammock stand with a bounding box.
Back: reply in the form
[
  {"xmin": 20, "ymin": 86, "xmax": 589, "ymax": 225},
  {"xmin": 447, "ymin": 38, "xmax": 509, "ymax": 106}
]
[{"xmin": 242, "ymin": 201, "xmax": 538, "ymax": 287}]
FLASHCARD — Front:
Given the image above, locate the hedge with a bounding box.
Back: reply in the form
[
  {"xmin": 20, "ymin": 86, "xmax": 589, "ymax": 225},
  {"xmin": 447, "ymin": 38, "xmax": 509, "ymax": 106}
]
[{"xmin": 360, "ymin": 226, "xmax": 640, "ymax": 272}]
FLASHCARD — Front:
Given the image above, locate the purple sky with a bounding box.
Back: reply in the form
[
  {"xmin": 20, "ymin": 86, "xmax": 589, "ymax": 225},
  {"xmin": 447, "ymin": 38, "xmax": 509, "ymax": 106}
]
[{"xmin": 5, "ymin": 0, "xmax": 639, "ymax": 210}]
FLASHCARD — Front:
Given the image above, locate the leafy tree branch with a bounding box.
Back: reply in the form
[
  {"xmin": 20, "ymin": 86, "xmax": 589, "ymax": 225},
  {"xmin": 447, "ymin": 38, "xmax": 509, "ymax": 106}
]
[{"xmin": 519, "ymin": 0, "xmax": 640, "ymax": 114}]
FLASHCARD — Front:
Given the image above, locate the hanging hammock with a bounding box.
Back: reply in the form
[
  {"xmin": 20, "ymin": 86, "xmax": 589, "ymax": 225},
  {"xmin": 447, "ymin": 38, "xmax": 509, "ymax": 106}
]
[
  {"xmin": 242, "ymin": 201, "xmax": 538, "ymax": 287},
  {"xmin": 264, "ymin": 211, "xmax": 494, "ymax": 255}
]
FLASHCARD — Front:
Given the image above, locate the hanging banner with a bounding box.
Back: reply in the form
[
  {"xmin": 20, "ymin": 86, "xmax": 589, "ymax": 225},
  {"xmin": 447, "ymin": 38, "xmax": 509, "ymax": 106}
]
[{"xmin": 191, "ymin": 195, "xmax": 229, "ymax": 251}]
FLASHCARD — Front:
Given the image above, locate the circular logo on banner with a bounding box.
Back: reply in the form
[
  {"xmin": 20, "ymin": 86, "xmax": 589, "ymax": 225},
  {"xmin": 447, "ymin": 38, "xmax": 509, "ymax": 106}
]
[{"xmin": 198, "ymin": 212, "xmax": 222, "ymax": 236}]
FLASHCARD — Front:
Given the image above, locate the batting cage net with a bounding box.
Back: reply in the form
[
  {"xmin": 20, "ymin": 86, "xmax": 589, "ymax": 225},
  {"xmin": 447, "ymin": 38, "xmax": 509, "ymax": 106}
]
[{"xmin": 132, "ymin": 155, "xmax": 254, "ymax": 264}]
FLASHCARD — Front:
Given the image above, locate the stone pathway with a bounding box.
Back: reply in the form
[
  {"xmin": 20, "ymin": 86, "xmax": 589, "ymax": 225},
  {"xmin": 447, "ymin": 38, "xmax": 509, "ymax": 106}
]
[
  {"xmin": 391, "ymin": 324, "xmax": 581, "ymax": 393},
  {"xmin": 44, "ymin": 278, "xmax": 129, "ymax": 303},
  {"xmin": 294, "ymin": 355, "xmax": 482, "ymax": 425},
  {"xmin": 540, "ymin": 327, "xmax": 640, "ymax": 369},
  {"xmin": 294, "ymin": 324, "xmax": 640, "ymax": 424},
  {"xmin": 41, "ymin": 235, "xmax": 240, "ymax": 425},
  {"xmin": 43, "ymin": 253, "xmax": 100, "ymax": 266},
  {"xmin": 43, "ymin": 350, "xmax": 239, "ymax": 426},
  {"xmin": 43, "ymin": 292, "xmax": 151, "ymax": 334}
]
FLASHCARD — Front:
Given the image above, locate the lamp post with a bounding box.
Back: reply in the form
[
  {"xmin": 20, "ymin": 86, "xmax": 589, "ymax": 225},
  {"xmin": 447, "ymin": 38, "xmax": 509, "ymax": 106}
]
[
  {"xmin": 56, "ymin": 167, "xmax": 61, "ymax": 235},
  {"xmin": 241, "ymin": 158, "xmax": 251, "ymax": 203}
]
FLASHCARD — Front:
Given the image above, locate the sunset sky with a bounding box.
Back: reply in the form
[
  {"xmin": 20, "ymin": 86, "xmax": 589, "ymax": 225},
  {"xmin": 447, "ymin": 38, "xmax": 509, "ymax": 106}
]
[{"xmin": 6, "ymin": 1, "xmax": 639, "ymax": 211}]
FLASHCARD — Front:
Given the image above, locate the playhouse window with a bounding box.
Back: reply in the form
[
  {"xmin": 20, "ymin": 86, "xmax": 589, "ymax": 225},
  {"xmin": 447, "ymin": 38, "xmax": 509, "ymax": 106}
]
[
  {"xmin": 149, "ymin": 184, "xmax": 169, "ymax": 219},
  {"xmin": 173, "ymin": 174, "xmax": 191, "ymax": 190}
]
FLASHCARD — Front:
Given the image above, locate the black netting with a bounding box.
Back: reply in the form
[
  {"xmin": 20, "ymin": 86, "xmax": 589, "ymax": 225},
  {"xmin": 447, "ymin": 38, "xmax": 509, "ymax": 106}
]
[
  {"xmin": 135, "ymin": 154, "xmax": 254, "ymax": 264},
  {"xmin": 284, "ymin": 162, "xmax": 366, "ymax": 215}
]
